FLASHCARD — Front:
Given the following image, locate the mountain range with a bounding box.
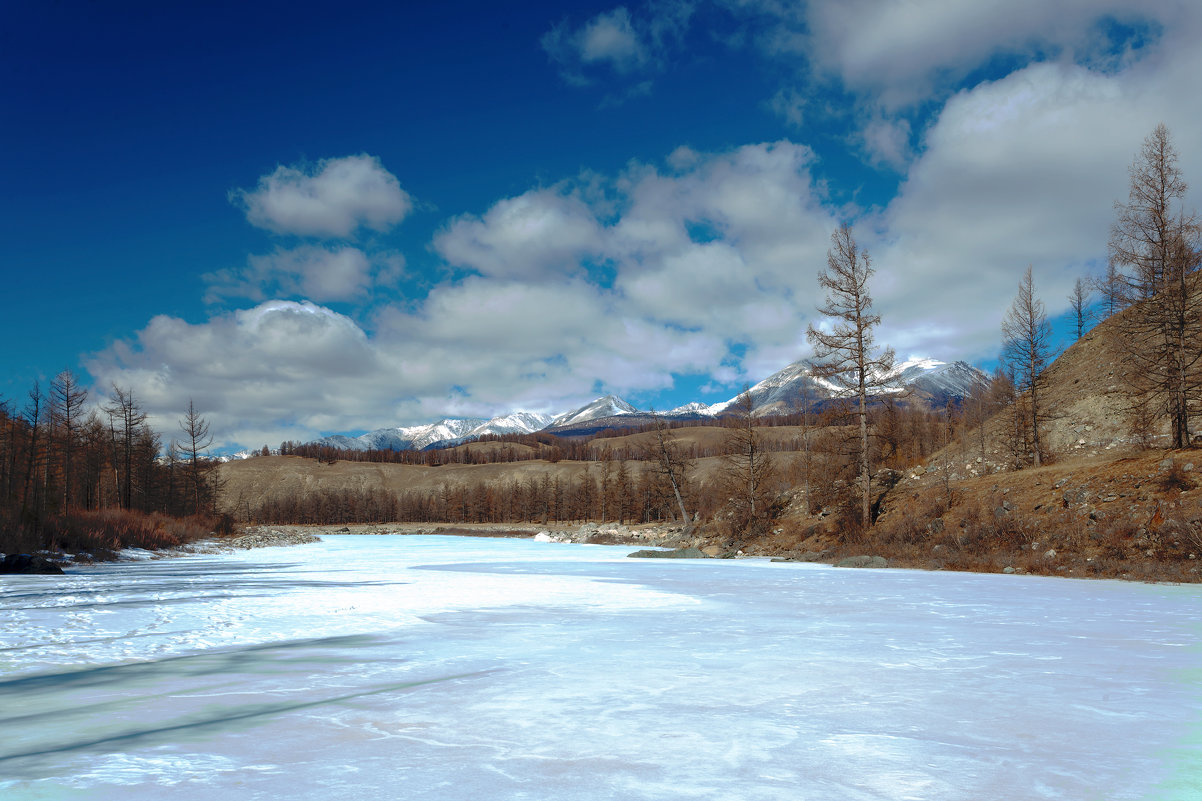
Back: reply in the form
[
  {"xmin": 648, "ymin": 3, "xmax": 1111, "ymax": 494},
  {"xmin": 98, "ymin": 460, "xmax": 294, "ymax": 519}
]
[{"xmin": 308, "ymin": 357, "xmax": 988, "ymax": 453}]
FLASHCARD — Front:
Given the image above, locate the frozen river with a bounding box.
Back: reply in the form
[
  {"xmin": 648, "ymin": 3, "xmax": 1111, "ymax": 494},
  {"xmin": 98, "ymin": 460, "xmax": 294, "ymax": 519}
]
[{"xmin": 1, "ymin": 535, "xmax": 1199, "ymax": 800}]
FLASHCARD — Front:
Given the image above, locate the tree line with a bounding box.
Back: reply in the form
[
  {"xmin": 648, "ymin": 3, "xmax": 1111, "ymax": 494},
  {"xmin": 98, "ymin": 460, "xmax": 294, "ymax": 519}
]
[
  {"xmin": 241, "ymin": 394, "xmax": 968, "ymax": 538},
  {"xmin": 0, "ymin": 375, "xmax": 223, "ymax": 554}
]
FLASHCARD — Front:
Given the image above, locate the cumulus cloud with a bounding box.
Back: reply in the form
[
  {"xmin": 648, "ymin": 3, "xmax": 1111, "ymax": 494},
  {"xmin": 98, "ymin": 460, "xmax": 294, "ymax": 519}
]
[
  {"xmin": 231, "ymin": 154, "xmax": 412, "ymax": 238},
  {"xmin": 868, "ymin": 46, "xmax": 1202, "ymax": 361},
  {"xmin": 85, "ymin": 301, "xmax": 393, "ymax": 449},
  {"xmin": 422, "ymin": 140, "xmax": 838, "ymax": 396},
  {"xmin": 433, "ymin": 189, "xmax": 605, "ymax": 280},
  {"xmin": 543, "ymin": 7, "xmax": 647, "ymax": 81},
  {"xmin": 203, "ymin": 245, "xmax": 401, "ymax": 304},
  {"xmin": 731, "ymin": 0, "xmax": 1193, "ymax": 172},
  {"xmin": 780, "ymin": 0, "xmax": 1178, "ymax": 108}
]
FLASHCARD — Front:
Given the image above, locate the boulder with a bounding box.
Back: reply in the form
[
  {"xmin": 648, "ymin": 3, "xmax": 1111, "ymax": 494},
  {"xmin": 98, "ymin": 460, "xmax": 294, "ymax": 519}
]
[
  {"xmin": 1, "ymin": 554, "xmax": 65, "ymax": 575},
  {"xmin": 627, "ymin": 547, "xmax": 707, "ymax": 559},
  {"xmin": 835, "ymin": 555, "xmax": 889, "ymax": 569}
]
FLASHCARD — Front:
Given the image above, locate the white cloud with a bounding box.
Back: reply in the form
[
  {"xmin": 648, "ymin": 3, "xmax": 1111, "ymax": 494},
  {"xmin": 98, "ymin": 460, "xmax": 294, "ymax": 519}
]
[
  {"xmin": 793, "ymin": 0, "xmax": 1179, "ymax": 108},
  {"xmin": 433, "ymin": 189, "xmax": 604, "ymax": 280},
  {"xmin": 204, "ymin": 245, "xmax": 396, "ymax": 304},
  {"xmin": 85, "ymin": 301, "xmax": 393, "ymax": 449},
  {"xmin": 579, "ymin": 7, "xmax": 647, "ymax": 71},
  {"xmin": 869, "ymin": 46, "xmax": 1202, "ymax": 362},
  {"xmin": 767, "ymin": 86, "xmax": 806, "ymax": 129},
  {"xmin": 231, "ymin": 154, "xmax": 412, "ymax": 238},
  {"xmin": 856, "ymin": 115, "xmax": 911, "ymax": 170},
  {"xmin": 544, "ymin": 7, "xmax": 647, "ymax": 81}
]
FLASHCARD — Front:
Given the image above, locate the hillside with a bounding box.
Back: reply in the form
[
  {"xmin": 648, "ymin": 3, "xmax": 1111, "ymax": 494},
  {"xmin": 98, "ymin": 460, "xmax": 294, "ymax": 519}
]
[{"xmin": 800, "ymin": 307, "xmax": 1201, "ymax": 582}]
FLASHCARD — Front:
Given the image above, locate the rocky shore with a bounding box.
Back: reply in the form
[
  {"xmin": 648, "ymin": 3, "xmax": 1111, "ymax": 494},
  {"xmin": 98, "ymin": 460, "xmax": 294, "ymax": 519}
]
[{"xmin": 188, "ymin": 526, "xmax": 323, "ymax": 553}]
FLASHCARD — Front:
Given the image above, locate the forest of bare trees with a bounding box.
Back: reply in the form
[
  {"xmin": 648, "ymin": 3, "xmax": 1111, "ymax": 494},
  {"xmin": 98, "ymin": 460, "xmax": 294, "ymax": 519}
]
[{"xmin": 0, "ymin": 376, "xmax": 224, "ymax": 556}]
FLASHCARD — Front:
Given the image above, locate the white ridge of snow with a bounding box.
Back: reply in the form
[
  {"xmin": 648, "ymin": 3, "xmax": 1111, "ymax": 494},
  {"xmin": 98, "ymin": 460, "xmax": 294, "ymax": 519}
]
[
  {"xmin": 551, "ymin": 395, "xmax": 639, "ymax": 428},
  {"xmin": 466, "ymin": 412, "xmax": 556, "ymax": 439},
  {"xmin": 666, "ymin": 401, "xmax": 714, "ymax": 416}
]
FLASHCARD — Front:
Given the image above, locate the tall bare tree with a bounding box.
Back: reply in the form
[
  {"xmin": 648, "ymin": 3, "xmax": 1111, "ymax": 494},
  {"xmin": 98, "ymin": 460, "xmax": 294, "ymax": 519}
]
[
  {"xmin": 644, "ymin": 408, "xmax": 692, "ymax": 527},
  {"xmin": 807, "ymin": 223, "xmax": 895, "ymax": 527},
  {"xmin": 179, "ymin": 399, "xmax": 214, "ymax": 515},
  {"xmin": 1108, "ymin": 124, "xmax": 1202, "ymax": 448},
  {"xmin": 20, "ymin": 383, "xmax": 43, "ymax": 523},
  {"xmin": 1068, "ymin": 277, "xmax": 1092, "ymax": 340},
  {"xmin": 1001, "ymin": 266, "xmax": 1053, "ymax": 467},
  {"xmin": 49, "ymin": 370, "xmax": 88, "ymax": 511},
  {"xmin": 105, "ymin": 385, "xmax": 147, "ymax": 510},
  {"xmin": 719, "ymin": 388, "xmax": 776, "ymax": 536}
]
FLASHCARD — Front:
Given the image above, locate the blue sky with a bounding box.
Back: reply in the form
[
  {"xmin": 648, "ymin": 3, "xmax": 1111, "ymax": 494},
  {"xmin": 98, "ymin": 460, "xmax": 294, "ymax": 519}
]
[{"xmin": 4, "ymin": 1, "xmax": 1201, "ymax": 451}]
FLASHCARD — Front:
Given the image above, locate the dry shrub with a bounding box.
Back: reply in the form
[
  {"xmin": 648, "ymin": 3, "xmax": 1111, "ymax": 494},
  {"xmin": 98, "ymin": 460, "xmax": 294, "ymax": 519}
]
[
  {"xmin": 958, "ymin": 497, "xmax": 1033, "ymax": 551},
  {"xmin": 1095, "ymin": 514, "xmax": 1139, "ymax": 559},
  {"xmin": 1158, "ymin": 515, "xmax": 1202, "ymax": 559},
  {"xmin": 874, "ymin": 491, "xmax": 947, "ymax": 546},
  {"xmin": 40, "ymin": 509, "xmax": 218, "ymax": 557},
  {"xmin": 1158, "ymin": 463, "xmax": 1195, "ymax": 494}
]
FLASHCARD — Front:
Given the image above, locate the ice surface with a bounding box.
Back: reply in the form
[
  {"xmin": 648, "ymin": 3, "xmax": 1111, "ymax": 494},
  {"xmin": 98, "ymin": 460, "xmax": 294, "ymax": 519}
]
[{"xmin": 2, "ymin": 536, "xmax": 1200, "ymax": 800}]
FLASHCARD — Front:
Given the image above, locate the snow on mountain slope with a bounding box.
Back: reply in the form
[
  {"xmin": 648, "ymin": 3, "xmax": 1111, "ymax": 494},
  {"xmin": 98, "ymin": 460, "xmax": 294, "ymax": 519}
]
[
  {"xmin": 305, "ymin": 357, "xmax": 987, "ymax": 452},
  {"xmin": 709, "ymin": 359, "xmax": 835, "ymax": 416},
  {"xmin": 314, "ymin": 412, "xmax": 555, "ymax": 452},
  {"xmin": 709, "ymin": 356, "xmax": 988, "ymax": 416},
  {"xmin": 465, "ymin": 412, "xmax": 555, "ymax": 439},
  {"xmin": 892, "ymin": 358, "xmax": 988, "ymax": 400},
  {"xmin": 550, "ymin": 395, "xmax": 638, "ymax": 428},
  {"xmin": 665, "ymin": 401, "xmax": 714, "ymax": 416}
]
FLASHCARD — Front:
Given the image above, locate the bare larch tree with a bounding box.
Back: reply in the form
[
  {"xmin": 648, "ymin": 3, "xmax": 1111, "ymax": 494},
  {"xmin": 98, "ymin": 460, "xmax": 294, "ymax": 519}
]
[
  {"xmin": 179, "ymin": 399, "xmax": 214, "ymax": 515},
  {"xmin": 719, "ymin": 387, "xmax": 777, "ymax": 536},
  {"xmin": 1068, "ymin": 277, "xmax": 1092, "ymax": 340},
  {"xmin": 1108, "ymin": 123, "xmax": 1202, "ymax": 449},
  {"xmin": 49, "ymin": 370, "xmax": 87, "ymax": 511},
  {"xmin": 645, "ymin": 408, "xmax": 692, "ymax": 527},
  {"xmin": 807, "ymin": 223, "xmax": 895, "ymax": 528},
  {"xmin": 1001, "ymin": 265, "xmax": 1053, "ymax": 467},
  {"xmin": 105, "ymin": 385, "xmax": 148, "ymax": 510}
]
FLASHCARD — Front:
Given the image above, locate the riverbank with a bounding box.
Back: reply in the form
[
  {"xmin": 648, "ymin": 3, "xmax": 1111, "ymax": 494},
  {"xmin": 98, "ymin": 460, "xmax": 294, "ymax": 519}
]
[{"xmin": 254, "ymin": 521, "xmax": 687, "ymax": 546}]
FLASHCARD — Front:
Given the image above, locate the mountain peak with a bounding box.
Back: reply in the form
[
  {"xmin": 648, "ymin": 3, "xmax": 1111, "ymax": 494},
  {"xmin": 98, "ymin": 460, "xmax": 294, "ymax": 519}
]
[{"xmin": 550, "ymin": 395, "xmax": 639, "ymax": 429}]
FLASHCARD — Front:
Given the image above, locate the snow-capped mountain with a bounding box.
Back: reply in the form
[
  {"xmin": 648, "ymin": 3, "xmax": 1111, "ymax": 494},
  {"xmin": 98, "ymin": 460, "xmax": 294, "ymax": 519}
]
[
  {"xmin": 314, "ymin": 412, "xmax": 553, "ymax": 452},
  {"xmin": 665, "ymin": 401, "xmax": 712, "ymax": 415},
  {"xmin": 707, "ymin": 357, "xmax": 988, "ymax": 416},
  {"xmin": 707, "ymin": 359, "xmax": 837, "ymax": 416},
  {"xmin": 549, "ymin": 395, "xmax": 638, "ymax": 429},
  {"xmin": 467, "ymin": 412, "xmax": 556, "ymax": 439},
  {"xmin": 891, "ymin": 358, "xmax": 988, "ymax": 401},
  {"xmin": 303, "ymin": 356, "xmax": 988, "ymax": 452}
]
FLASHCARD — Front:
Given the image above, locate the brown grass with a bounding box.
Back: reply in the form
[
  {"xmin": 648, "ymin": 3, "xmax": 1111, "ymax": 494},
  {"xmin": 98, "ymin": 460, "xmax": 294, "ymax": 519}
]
[
  {"xmin": 800, "ymin": 449, "xmax": 1202, "ymax": 582},
  {"xmin": 2, "ymin": 509, "xmax": 230, "ymax": 561}
]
